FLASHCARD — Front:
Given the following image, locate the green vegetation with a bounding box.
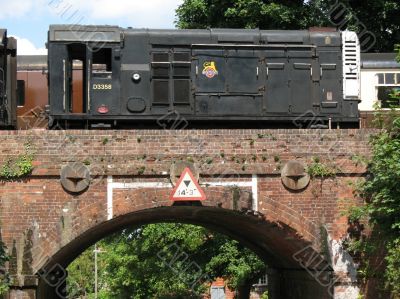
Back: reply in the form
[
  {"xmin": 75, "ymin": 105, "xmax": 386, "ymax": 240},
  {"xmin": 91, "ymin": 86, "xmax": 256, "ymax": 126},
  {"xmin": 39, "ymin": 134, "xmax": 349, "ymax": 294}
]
[
  {"xmin": 0, "ymin": 143, "xmax": 34, "ymax": 179},
  {"xmin": 67, "ymin": 245, "xmax": 100, "ymax": 298},
  {"xmin": 137, "ymin": 166, "xmax": 146, "ymax": 175},
  {"xmin": 175, "ymin": 0, "xmax": 400, "ymax": 52},
  {"xmin": 205, "ymin": 158, "xmax": 213, "ymax": 164},
  {"xmin": 67, "ymin": 223, "xmax": 266, "ymax": 299},
  {"xmin": 0, "ymin": 237, "xmax": 9, "ymax": 295},
  {"xmin": 359, "ymin": 123, "xmax": 400, "ymax": 295},
  {"xmin": 102, "ymin": 137, "xmax": 109, "ymax": 145},
  {"xmin": 82, "ymin": 159, "xmax": 91, "ymax": 166},
  {"xmin": 306, "ymin": 157, "xmax": 337, "ymax": 178},
  {"xmin": 350, "ymin": 154, "xmax": 368, "ymax": 167},
  {"xmin": 385, "ymin": 239, "xmax": 400, "ymax": 295}
]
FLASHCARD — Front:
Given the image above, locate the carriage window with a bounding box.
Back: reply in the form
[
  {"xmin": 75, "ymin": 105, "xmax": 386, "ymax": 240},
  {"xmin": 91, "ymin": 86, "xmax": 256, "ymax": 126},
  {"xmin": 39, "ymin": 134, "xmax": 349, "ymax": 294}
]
[
  {"xmin": 92, "ymin": 48, "xmax": 112, "ymax": 78},
  {"xmin": 17, "ymin": 80, "xmax": 25, "ymax": 106}
]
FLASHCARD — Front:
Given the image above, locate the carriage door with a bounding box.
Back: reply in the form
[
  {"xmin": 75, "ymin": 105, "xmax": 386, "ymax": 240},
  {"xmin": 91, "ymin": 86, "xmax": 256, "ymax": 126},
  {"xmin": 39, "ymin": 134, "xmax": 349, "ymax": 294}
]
[
  {"xmin": 89, "ymin": 47, "xmax": 120, "ymax": 116},
  {"xmin": 265, "ymin": 49, "xmax": 289, "ymax": 113},
  {"xmin": 288, "ymin": 47, "xmax": 315, "ymax": 114},
  {"xmin": 318, "ymin": 50, "xmax": 341, "ymax": 114}
]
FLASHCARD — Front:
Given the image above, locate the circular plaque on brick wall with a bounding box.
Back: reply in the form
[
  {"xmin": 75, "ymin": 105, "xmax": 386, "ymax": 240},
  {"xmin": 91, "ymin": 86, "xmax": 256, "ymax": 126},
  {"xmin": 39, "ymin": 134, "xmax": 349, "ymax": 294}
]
[
  {"xmin": 60, "ymin": 162, "xmax": 91, "ymax": 193},
  {"xmin": 281, "ymin": 160, "xmax": 310, "ymax": 191}
]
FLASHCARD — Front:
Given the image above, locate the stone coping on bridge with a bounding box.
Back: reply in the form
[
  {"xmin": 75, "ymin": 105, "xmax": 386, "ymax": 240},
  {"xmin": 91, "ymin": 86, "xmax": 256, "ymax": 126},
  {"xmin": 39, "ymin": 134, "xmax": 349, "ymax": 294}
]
[{"xmin": 0, "ymin": 128, "xmax": 380, "ymax": 136}]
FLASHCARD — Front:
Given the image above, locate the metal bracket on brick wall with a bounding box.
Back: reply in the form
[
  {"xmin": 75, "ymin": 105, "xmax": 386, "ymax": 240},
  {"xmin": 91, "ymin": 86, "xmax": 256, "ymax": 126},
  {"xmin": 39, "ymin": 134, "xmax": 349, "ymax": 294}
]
[{"xmin": 60, "ymin": 162, "xmax": 90, "ymax": 193}]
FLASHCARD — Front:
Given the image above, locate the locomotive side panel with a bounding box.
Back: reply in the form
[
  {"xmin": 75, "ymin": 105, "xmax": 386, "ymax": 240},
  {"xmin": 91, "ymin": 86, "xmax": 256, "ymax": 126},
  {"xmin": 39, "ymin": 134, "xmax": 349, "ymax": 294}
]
[
  {"xmin": 47, "ymin": 26, "xmax": 360, "ymax": 128},
  {"xmin": 192, "ymin": 47, "xmax": 263, "ymax": 117},
  {"xmin": 48, "ymin": 43, "xmax": 70, "ymax": 117}
]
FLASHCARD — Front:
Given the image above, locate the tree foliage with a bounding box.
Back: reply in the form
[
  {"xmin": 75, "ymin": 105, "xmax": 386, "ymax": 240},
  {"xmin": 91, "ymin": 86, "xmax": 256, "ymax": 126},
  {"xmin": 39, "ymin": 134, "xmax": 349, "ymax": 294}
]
[
  {"xmin": 359, "ymin": 119, "xmax": 400, "ymax": 296},
  {"xmin": 175, "ymin": 0, "xmax": 400, "ymax": 52},
  {"xmin": 67, "ymin": 223, "xmax": 266, "ymax": 299},
  {"xmin": 67, "ymin": 245, "xmax": 106, "ymax": 298},
  {"xmin": 204, "ymin": 237, "xmax": 265, "ymax": 298},
  {"xmin": 175, "ymin": 0, "xmax": 308, "ymax": 30}
]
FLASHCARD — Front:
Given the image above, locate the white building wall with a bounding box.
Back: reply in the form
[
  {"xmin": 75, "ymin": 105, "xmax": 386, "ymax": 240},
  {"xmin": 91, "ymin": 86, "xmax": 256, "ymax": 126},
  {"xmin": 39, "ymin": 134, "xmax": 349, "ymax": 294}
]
[
  {"xmin": 360, "ymin": 69, "xmax": 379, "ymax": 111},
  {"xmin": 360, "ymin": 69, "xmax": 400, "ymax": 111}
]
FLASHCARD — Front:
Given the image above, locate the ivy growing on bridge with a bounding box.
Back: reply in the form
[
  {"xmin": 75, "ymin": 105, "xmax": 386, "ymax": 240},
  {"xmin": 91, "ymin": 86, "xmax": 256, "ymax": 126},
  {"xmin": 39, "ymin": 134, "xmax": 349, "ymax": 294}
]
[
  {"xmin": 0, "ymin": 143, "xmax": 35, "ymax": 180},
  {"xmin": 306, "ymin": 156, "xmax": 337, "ymax": 178}
]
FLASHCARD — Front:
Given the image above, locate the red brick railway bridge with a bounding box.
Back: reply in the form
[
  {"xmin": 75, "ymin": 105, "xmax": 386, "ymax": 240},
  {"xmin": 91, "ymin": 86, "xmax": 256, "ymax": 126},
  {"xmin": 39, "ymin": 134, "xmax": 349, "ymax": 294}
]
[{"xmin": 0, "ymin": 129, "xmax": 374, "ymax": 299}]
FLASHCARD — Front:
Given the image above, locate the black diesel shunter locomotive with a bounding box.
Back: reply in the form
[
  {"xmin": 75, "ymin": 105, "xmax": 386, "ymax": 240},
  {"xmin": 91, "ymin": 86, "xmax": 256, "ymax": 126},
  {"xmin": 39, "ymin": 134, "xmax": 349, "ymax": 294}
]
[
  {"xmin": 0, "ymin": 29, "xmax": 17, "ymax": 129},
  {"xmin": 47, "ymin": 25, "xmax": 361, "ymax": 129}
]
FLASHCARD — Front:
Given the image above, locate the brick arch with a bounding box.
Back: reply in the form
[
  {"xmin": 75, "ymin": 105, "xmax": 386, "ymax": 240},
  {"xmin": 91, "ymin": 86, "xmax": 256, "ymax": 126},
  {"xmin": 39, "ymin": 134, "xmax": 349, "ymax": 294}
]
[
  {"xmin": 34, "ymin": 196, "xmax": 333, "ymax": 299},
  {"xmin": 38, "ymin": 206, "xmax": 325, "ymax": 271},
  {"xmin": 32, "ymin": 186, "xmax": 327, "ymax": 272}
]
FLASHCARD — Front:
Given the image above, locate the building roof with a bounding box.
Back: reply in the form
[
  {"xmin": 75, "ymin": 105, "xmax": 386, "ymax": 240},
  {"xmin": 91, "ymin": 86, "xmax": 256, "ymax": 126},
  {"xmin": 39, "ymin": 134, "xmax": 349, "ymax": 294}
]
[
  {"xmin": 361, "ymin": 53, "xmax": 400, "ymax": 69},
  {"xmin": 17, "ymin": 55, "xmax": 47, "ymax": 70}
]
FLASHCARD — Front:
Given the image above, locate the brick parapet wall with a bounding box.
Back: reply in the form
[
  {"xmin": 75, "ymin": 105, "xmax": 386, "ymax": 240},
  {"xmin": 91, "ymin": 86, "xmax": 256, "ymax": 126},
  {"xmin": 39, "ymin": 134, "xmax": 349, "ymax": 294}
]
[{"xmin": 0, "ymin": 129, "xmax": 375, "ymax": 176}]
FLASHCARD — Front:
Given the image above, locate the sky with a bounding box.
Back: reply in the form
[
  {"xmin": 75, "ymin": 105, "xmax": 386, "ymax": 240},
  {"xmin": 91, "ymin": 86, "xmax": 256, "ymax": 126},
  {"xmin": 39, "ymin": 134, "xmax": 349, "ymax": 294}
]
[{"xmin": 0, "ymin": 0, "xmax": 184, "ymax": 55}]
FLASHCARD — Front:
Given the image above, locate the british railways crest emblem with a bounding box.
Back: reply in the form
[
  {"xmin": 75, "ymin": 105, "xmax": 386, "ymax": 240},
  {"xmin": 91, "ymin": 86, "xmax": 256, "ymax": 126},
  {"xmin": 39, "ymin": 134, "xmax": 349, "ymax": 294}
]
[{"xmin": 202, "ymin": 61, "xmax": 218, "ymax": 78}]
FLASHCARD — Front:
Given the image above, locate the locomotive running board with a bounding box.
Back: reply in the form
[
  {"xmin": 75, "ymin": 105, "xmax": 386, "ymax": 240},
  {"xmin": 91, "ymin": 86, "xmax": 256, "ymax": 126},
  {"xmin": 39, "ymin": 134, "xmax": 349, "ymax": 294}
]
[{"xmin": 191, "ymin": 44, "xmax": 316, "ymax": 49}]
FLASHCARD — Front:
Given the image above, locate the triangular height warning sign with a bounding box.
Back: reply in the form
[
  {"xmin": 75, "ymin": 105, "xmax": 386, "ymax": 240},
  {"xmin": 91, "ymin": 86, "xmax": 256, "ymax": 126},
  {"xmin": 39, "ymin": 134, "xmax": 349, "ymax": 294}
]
[{"xmin": 170, "ymin": 167, "xmax": 206, "ymax": 201}]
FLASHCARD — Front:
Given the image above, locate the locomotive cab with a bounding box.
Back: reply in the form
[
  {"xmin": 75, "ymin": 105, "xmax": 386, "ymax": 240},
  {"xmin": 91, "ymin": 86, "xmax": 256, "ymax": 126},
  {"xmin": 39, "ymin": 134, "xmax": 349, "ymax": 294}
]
[{"xmin": 47, "ymin": 25, "xmax": 121, "ymax": 128}]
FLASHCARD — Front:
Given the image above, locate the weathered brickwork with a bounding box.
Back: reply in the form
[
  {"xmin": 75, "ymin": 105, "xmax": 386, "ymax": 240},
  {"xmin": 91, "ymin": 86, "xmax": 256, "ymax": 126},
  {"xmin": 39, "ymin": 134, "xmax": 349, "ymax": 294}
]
[{"xmin": 0, "ymin": 129, "xmax": 376, "ymax": 299}]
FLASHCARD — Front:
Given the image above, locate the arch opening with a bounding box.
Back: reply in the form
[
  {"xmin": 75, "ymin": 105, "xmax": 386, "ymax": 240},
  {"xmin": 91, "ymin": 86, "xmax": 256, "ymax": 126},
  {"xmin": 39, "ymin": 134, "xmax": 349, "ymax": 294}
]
[{"xmin": 36, "ymin": 206, "xmax": 333, "ymax": 299}]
